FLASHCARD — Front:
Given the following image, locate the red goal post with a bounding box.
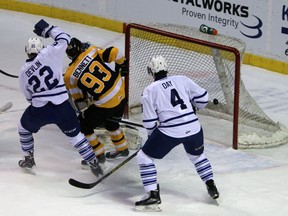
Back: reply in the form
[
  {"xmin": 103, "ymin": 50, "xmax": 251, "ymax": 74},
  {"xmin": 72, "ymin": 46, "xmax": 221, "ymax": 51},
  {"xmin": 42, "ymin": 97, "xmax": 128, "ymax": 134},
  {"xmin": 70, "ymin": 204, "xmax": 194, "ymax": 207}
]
[{"xmin": 124, "ymin": 23, "xmax": 288, "ymax": 150}]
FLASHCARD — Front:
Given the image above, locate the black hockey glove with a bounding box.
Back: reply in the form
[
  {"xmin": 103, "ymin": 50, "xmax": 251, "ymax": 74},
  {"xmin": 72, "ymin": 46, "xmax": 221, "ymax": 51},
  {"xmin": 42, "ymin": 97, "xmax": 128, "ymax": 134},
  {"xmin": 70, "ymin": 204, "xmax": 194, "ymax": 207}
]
[
  {"xmin": 115, "ymin": 59, "xmax": 128, "ymax": 77},
  {"xmin": 81, "ymin": 42, "xmax": 91, "ymax": 51},
  {"xmin": 33, "ymin": 19, "xmax": 53, "ymax": 38}
]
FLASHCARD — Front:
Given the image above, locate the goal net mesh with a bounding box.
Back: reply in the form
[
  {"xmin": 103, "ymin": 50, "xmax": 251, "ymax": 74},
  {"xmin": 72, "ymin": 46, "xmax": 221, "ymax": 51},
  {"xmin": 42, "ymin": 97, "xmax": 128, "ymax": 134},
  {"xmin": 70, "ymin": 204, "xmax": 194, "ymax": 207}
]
[{"xmin": 125, "ymin": 23, "xmax": 288, "ymax": 149}]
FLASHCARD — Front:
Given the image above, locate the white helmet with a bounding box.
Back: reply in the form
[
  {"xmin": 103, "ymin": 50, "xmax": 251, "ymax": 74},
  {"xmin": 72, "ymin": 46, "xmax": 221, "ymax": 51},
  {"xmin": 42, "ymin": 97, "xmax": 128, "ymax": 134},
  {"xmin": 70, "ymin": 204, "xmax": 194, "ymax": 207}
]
[
  {"xmin": 25, "ymin": 37, "xmax": 44, "ymax": 55},
  {"xmin": 147, "ymin": 55, "xmax": 168, "ymax": 75}
]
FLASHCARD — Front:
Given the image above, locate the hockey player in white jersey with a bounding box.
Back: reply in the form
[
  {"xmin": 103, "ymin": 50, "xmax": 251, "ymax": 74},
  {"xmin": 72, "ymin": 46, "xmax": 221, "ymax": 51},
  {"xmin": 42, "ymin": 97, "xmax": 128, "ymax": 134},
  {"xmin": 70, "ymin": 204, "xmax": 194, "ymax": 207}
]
[
  {"xmin": 17, "ymin": 19, "xmax": 103, "ymax": 177},
  {"xmin": 135, "ymin": 56, "xmax": 219, "ymax": 211}
]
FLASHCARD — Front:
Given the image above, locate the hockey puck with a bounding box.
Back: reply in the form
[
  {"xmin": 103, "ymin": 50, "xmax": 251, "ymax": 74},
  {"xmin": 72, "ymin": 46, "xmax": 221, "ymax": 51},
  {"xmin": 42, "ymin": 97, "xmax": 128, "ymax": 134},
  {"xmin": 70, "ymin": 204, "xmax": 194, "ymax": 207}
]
[{"xmin": 213, "ymin": 99, "xmax": 218, "ymax": 105}]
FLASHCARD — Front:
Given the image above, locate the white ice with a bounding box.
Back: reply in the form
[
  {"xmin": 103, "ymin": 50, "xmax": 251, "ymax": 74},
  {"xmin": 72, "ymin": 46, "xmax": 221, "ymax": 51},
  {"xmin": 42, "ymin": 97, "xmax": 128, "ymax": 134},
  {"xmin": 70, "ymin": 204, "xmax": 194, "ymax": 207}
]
[{"xmin": 1, "ymin": 9, "xmax": 288, "ymax": 216}]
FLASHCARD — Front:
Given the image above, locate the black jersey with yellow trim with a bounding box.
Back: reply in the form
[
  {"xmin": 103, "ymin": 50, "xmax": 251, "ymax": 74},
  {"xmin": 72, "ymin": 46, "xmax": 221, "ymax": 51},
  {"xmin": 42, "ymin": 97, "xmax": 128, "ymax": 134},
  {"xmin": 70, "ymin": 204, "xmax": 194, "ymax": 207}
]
[{"xmin": 64, "ymin": 44, "xmax": 126, "ymax": 108}]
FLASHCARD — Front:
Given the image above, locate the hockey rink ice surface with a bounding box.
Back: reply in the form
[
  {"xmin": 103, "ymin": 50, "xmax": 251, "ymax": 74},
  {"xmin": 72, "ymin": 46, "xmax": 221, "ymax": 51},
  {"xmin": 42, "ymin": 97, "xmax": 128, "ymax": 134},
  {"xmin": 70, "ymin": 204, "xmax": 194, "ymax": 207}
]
[{"xmin": 1, "ymin": 9, "xmax": 288, "ymax": 216}]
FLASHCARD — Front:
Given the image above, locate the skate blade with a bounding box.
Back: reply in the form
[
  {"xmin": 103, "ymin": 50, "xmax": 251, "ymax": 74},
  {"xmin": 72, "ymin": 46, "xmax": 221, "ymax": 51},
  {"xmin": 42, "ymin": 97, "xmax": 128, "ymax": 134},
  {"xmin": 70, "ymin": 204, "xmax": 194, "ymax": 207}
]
[
  {"xmin": 134, "ymin": 204, "xmax": 162, "ymax": 212},
  {"xmin": 212, "ymin": 197, "xmax": 220, "ymax": 206},
  {"xmin": 81, "ymin": 164, "xmax": 90, "ymax": 170},
  {"xmin": 20, "ymin": 167, "xmax": 36, "ymax": 175},
  {"xmin": 82, "ymin": 163, "xmax": 107, "ymax": 171},
  {"xmin": 207, "ymin": 196, "xmax": 220, "ymax": 206},
  {"xmin": 106, "ymin": 156, "xmax": 129, "ymax": 162}
]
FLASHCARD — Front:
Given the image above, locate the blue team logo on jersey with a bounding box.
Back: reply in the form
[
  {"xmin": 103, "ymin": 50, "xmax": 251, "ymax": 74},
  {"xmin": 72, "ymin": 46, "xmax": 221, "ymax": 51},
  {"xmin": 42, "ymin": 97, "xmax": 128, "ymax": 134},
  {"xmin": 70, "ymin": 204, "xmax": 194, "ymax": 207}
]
[{"xmin": 240, "ymin": 15, "xmax": 263, "ymax": 39}]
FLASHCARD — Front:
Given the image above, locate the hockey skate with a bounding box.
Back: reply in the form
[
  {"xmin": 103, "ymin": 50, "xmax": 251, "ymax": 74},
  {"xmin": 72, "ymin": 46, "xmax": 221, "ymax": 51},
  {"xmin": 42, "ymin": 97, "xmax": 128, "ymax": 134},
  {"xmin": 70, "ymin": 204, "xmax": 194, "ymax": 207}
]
[
  {"xmin": 135, "ymin": 184, "xmax": 162, "ymax": 212},
  {"xmin": 89, "ymin": 160, "xmax": 103, "ymax": 177},
  {"xmin": 206, "ymin": 179, "xmax": 219, "ymax": 199},
  {"xmin": 18, "ymin": 151, "xmax": 36, "ymax": 174},
  {"xmin": 105, "ymin": 148, "xmax": 129, "ymax": 160},
  {"xmin": 81, "ymin": 153, "xmax": 106, "ymax": 169}
]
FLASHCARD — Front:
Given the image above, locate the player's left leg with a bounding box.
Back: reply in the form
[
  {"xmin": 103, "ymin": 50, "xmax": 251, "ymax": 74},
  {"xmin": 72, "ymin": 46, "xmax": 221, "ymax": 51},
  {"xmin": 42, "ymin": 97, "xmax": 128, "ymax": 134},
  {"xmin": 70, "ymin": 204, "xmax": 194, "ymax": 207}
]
[
  {"xmin": 135, "ymin": 129, "xmax": 179, "ymax": 211},
  {"xmin": 183, "ymin": 128, "xmax": 219, "ymax": 199}
]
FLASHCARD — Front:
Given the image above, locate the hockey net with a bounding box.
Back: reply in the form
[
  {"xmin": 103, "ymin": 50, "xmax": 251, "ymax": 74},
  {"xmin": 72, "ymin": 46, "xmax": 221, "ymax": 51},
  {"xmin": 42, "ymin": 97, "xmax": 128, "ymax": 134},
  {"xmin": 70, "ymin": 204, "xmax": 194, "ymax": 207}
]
[{"xmin": 124, "ymin": 23, "xmax": 288, "ymax": 149}]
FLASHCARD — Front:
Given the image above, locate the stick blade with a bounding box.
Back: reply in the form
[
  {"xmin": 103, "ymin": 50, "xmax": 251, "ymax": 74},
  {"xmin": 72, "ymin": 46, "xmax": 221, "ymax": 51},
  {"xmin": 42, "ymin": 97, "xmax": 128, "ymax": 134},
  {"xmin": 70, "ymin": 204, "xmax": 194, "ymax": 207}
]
[
  {"xmin": 68, "ymin": 178, "xmax": 94, "ymax": 189},
  {"xmin": 0, "ymin": 102, "xmax": 13, "ymax": 112}
]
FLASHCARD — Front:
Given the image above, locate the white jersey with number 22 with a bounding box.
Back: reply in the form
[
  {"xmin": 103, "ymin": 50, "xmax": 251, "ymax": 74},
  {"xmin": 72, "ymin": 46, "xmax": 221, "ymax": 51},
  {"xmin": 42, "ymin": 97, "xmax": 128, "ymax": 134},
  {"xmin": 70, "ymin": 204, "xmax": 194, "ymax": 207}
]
[{"xmin": 19, "ymin": 27, "xmax": 70, "ymax": 108}]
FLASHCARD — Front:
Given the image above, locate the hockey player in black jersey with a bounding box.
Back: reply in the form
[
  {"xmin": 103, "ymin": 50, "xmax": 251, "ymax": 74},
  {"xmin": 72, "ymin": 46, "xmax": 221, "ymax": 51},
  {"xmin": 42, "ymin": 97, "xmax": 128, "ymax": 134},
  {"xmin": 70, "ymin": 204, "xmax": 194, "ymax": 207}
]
[
  {"xmin": 64, "ymin": 37, "xmax": 129, "ymax": 164},
  {"xmin": 135, "ymin": 56, "xmax": 219, "ymax": 211}
]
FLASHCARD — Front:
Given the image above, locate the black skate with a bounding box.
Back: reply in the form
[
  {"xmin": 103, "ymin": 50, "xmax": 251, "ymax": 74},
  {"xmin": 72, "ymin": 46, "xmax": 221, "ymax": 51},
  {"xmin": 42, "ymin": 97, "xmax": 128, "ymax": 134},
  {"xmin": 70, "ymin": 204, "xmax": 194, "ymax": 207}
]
[
  {"xmin": 135, "ymin": 184, "xmax": 162, "ymax": 212},
  {"xmin": 89, "ymin": 160, "xmax": 103, "ymax": 177},
  {"xmin": 206, "ymin": 179, "xmax": 219, "ymax": 199},
  {"xmin": 81, "ymin": 153, "xmax": 106, "ymax": 169},
  {"xmin": 96, "ymin": 153, "xmax": 106, "ymax": 163},
  {"xmin": 105, "ymin": 148, "xmax": 129, "ymax": 160},
  {"xmin": 18, "ymin": 151, "xmax": 36, "ymax": 174}
]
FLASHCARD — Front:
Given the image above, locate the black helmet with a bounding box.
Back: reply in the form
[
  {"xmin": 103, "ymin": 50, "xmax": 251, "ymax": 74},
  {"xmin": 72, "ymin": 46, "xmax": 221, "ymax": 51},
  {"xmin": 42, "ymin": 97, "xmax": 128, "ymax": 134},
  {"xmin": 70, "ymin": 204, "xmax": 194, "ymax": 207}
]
[{"xmin": 66, "ymin": 37, "xmax": 82, "ymax": 60}]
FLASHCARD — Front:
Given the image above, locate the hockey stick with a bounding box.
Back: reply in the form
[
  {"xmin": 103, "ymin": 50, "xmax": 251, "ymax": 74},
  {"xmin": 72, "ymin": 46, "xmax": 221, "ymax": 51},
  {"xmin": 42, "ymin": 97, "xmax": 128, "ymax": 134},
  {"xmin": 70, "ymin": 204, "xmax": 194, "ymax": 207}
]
[
  {"xmin": 0, "ymin": 69, "xmax": 19, "ymax": 78},
  {"xmin": 69, "ymin": 149, "xmax": 140, "ymax": 189},
  {"xmin": 0, "ymin": 102, "xmax": 13, "ymax": 112},
  {"xmin": 0, "ymin": 69, "xmax": 67, "ymax": 79},
  {"xmin": 107, "ymin": 118, "xmax": 144, "ymax": 128}
]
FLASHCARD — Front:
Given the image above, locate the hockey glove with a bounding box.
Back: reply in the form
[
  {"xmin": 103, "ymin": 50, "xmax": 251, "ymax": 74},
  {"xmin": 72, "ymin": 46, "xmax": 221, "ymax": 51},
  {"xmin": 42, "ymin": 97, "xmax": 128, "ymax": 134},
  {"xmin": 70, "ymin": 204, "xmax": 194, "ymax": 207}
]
[
  {"xmin": 33, "ymin": 19, "xmax": 53, "ymax": 38},
  {"xmin": 115, "ymin": 59, "xmax": 128, "ymax": 77}
]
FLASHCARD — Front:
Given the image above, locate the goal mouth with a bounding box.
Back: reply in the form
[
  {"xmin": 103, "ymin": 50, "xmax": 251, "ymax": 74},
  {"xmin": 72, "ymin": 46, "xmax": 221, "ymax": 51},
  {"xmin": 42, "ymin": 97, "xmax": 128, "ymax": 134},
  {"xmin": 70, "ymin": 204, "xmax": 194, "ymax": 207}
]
[{"xmin": 124, "ymin": 23, "xmax": 288, "ymax": 150}]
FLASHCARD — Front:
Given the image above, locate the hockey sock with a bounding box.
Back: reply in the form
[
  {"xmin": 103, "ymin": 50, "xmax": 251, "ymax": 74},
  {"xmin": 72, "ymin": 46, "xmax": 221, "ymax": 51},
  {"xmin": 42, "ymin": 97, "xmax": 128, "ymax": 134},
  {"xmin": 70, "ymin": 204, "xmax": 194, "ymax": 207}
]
[
  {"xmin": 70, "ymin": 133, "xmax": 96, "ymax": 162},
  {"xmin": 137, "ymin": 150, "xmax": 158, "ymax": 192},
  {"xmin": 85, "ymin": 133, "xmax": 105, "ymax": 156},
  {"xmin": 188, "ymin": 153, "xmax": 213, "ymax": 182},
  {"xmin": 18, "ymin": 122, "xmax": 34, "ymax": 154},
  {"xmin": 109, "ymin": 128, "xmax": 128, "ymax": 151}
]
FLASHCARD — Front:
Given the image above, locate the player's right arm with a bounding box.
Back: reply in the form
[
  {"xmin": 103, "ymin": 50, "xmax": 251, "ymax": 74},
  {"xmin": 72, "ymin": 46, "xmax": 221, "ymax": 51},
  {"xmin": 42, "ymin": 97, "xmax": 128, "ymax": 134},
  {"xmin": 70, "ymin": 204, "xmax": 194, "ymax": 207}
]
[
  {"xmin": 141, "ymin": 87, "xmax": 158, "ymax": 136},
  {"xmin": 33, "ymin": 19, "xmax": 71, "ymax": 62},
  {"xmin": 19, "ymin": 70, "xmax": 32, "ymax": 103},
  {"xmin": 47, "ymin": 26, "xmax": 71, "ymax": 58},
  {"xmin": 186, "ymin": 78, "xmax": 208, "ymax": 110}
]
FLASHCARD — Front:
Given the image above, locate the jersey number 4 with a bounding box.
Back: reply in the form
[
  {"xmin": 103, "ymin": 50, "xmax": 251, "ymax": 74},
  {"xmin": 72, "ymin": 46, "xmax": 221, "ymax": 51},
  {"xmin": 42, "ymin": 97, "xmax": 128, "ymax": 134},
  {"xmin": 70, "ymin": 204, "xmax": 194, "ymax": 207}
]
[{"xmin": 170, "ymin": 88, "xmax": 187, "ymax": 110}]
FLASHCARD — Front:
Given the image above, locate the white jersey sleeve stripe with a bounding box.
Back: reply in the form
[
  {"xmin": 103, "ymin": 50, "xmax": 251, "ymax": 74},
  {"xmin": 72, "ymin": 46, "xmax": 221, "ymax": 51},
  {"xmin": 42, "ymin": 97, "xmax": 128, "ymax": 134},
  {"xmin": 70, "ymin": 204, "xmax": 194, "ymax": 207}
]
[
  {"xmin": 32, "ymin": 90, "xmax": 67, "ymax": 99},
  {"xmin": 161, "ymin": 111, "xmax": 194, "ymax": 123},
  {"xmin": 192, "ymin": 91, "xmax": 208, "ymax": 102},
  {"xmin": 146, "ymin": 123, "xmax": 158, "ymax": 130},
  {"xmin": 143, "ymin": 117, "xmax": 159, "ymax": 122}
]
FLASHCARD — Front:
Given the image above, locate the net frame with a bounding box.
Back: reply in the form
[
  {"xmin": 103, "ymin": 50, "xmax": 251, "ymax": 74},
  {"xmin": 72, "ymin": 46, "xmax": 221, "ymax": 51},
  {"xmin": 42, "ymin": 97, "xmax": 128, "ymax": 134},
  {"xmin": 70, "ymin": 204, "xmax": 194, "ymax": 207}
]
[
  {"xmin": 124, "ymin": 23, "xmax": 241, "ymax": 149},
  {"xmin": 124, "ymin": 23, "xmax": 288, "ymax": 150}
]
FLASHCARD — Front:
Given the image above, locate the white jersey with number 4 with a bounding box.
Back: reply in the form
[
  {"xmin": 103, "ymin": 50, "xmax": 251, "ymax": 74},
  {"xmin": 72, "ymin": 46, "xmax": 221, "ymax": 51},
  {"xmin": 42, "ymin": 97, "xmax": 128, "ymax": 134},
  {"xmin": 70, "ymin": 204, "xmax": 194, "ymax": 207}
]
[
  {"xmin": 141, "ymin": 75, "xmax": 208, "ymax": 138},
  {"xmin": 19, "ymin": 27, "xmax": 71, "ymax": 107}
]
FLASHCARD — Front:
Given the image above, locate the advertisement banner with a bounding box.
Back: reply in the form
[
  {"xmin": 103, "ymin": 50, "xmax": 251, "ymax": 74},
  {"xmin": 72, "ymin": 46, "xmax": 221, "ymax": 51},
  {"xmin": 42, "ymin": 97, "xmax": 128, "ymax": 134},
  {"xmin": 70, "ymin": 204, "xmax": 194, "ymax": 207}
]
[
  {"xmin": 117, "ymin": 0, "xmax": 287, "ymax": 62},
  {"xmin": 14, "ymin": 0, "xmax": 288, "ymax": 63},
  {"xmin": 271, "ymin": 0, "xmax": 288, "ymax": 61}
]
